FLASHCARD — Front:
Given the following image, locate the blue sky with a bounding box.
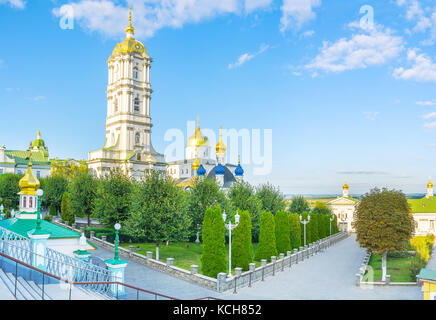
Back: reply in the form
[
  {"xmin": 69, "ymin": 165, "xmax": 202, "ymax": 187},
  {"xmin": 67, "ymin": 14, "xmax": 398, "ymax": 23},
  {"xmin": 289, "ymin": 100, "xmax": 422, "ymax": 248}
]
[{"xmin": 1, "ymin": 0, "xmax": 436, "ymax": 194}]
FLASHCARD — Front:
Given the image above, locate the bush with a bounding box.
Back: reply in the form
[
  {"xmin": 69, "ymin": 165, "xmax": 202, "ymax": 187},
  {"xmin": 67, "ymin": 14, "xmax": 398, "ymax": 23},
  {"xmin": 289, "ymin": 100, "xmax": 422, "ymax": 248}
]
[
  {"xmin": 231, "ymin": 210, "xmax": 253, "ymax": 271},
  {"xmin": 410, "ymin": 234, "xmax": 435, "ymax": 262},
  {"xmin": 289, "ymin": 213, "xmax": 301, "ymax": 249},
  {"xmin": 49, "ymin": 205, "xmax": 57, "ymax": 216},
  {"xmin": 275, "ymin": 211, "xmax": 291, "ymax": 254},
  {"xmin": 61, "ymin": 192, "xmax": 75, "ymax": 226},
  {"xmin": 201, "ymin": 206, "xmax": 226, "ymax": 278},
  {"xmin": 43, "ymin": 215, "xmax": 52, "ymax": 222},
  {"xmin": 255, "ymin": 211, "xmax": 278, "ymax": 262},
  {"xmin": 410, "ymin": 256, "xmax": 426, "ymax": 281}
]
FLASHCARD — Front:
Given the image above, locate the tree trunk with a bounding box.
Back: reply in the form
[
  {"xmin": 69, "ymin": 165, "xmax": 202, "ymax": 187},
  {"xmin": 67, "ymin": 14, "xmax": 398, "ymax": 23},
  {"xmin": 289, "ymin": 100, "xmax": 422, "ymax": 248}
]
[
  {"xmin": 382, "ymin": 251, "xmax": 387, "ymax": 282},
  {"xmin": 156, "ymin": 243, "xmax": 160, "ymax": 261}
]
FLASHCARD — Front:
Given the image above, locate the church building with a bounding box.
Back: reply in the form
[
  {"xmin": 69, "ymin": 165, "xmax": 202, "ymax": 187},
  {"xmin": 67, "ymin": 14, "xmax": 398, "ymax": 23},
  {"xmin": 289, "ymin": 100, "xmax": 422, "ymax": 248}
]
[
  {"xmin": 327, "ymin": 181, "xmax": 359, "ymax": 232},
  {"xmin": 88, "ymin": 9, "xmax": 166, "ymax": 179},
  {"xmin": 408, "ymin": 179, "xmax": 436, "ymax": 236}
]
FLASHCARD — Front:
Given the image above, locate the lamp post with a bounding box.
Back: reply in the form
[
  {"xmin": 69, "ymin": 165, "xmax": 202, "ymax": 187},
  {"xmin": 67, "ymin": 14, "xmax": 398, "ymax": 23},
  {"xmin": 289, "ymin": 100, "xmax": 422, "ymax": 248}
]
[
  {"xmin": 299, "ymin": 214, "xmax": 310, "ymax": 246},
  {"xmin": 114, "ymin": 222, "xmax": 121, "ymax": 261},
  {"xmin": 36, "ymin": 189, "xmax": 43, "ymax": 231},
  {"xmin": 0, "ymin": 204, "xmax": 4, "ymax": 220},
  {"xmin": 223, "ymin": 210, "xmax": 240, "ymax": 278},
  {"xmin": 329, "ymin": 214, "xmax": 335, "ymax": 236}
]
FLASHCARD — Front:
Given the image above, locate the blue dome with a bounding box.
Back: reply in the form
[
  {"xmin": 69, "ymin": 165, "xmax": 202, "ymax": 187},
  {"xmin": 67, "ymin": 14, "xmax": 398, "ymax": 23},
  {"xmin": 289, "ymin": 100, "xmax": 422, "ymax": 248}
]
[
  {"xmin": 197, "ymin": 164, "xmax": 206, "ymax": 176},
  {"xmin": 215, "ymin": 163, "xmax": 225, "ymax": 175},
  {"xmin": 235, "ymin": 163, "xmax": 244, "ymax": 176}
]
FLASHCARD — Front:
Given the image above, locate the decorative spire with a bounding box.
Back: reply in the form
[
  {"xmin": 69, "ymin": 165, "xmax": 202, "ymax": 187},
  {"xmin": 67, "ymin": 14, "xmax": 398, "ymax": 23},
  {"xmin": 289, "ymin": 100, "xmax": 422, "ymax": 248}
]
[
  {"xmin": 343, "ymin": 178, "xmax": 349, "ymax": 190},
  {"xmin": 125, "ymin": 6, "xmax": 135, "ymax": 37},
  {"xmin": 37, "ymin": 129, "xmax": 41, "ymax": 139},
  {"xmin": 192, "ymin": 147, "xmax": 200, "ymax": 172},
  {"xmin": 215, "ymin": 126, "xmax": 227, "ymax": 155}
]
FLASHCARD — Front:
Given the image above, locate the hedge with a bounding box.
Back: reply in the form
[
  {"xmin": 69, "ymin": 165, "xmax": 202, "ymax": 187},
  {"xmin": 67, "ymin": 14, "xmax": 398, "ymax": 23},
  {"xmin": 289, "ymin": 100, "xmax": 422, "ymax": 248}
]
[{"xmin": 255, "ymin": 211, "xmax": 278, "ymax": 262}]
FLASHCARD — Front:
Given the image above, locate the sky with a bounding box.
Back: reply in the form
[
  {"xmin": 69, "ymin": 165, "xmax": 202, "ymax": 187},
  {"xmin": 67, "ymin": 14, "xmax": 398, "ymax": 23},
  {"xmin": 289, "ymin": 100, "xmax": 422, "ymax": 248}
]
[{"xmin": 1, "ymin": 0, "xmax": 436, "ymax": 195}]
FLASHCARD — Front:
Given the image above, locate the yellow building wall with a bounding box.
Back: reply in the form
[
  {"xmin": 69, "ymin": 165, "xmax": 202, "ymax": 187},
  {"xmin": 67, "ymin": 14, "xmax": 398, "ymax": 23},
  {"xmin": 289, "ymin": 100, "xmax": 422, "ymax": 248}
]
[{"xmin": 423, "ymin": 281, "xmax": 436, "ymax": 300}]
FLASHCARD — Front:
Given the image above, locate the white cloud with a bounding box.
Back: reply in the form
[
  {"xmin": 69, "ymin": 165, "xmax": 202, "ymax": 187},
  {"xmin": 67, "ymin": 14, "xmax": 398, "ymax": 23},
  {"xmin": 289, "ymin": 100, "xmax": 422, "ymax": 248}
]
[
  {"xmin": 302, "ymin": 30, "xmax": 315, "ymax": 37},
  {"xmin": 336, "ymin": 170, "xmax": 388, "ymax": 175},
  {"xmin": 228, "ymin": 44, "xmax": 269, "ymax": 69},
  {"xmin": 0, "ymin": 0, "xmax": 25, "ymax": 9},
  {"xmin": 280, "ymin": 0, "xmax": 321, "ymax": 32},
  {"xmin": 305, "ymin": 25, "xmax": 403, "ymax": 73},
  {"xmin": 417, "ymin": 100, "xmax": 436, "ymax": 106},
  {"xmin": 393, "ymin": 49, "xmax": 436, "ymax": 82},
  {"xmin": 363, "ymin": 111, "xmax": 380, "ymax": 121},
  {"xmin": 28, "ymin": 96, "xmax": 46, "ymax": 102},
  {"xmin": 423, "ymin": 112, "xmax": 436, "ymax": 119},
  {"xmin": 424, "ymin": 121, "xmax": 436, "ymax": 129},
  {"xmin": 53, "ymin": 0, "xmax": 272, "ymax": 38},
  {"xmin": 244, "ymin": 0, "xmax": 272, "ymax": 13}
]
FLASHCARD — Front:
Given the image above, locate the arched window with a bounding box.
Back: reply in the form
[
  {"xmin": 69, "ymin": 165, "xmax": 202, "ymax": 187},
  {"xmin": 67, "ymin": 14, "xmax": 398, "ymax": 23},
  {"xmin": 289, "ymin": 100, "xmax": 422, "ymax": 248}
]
[
  {"xmin": 29, "ymin": 197, "xmax": 33, "ymax": 208},
  {"xmin": 23, "ymin": 197, "xmax": 26, "ymax": 208},
  {"xmin": 133, "ymin": 66, "xmax": 138, "ymax": 79},
  {"xmin": 135, "ymin": 132, "xmax": 140, "ymax": 145},
  {"xmin": 137, "ymin": 153, "xmax": 141, "ymax": 161},
  {"xmin": 134, "ymin": 96, "xmax": 140, "ymax": 112}
]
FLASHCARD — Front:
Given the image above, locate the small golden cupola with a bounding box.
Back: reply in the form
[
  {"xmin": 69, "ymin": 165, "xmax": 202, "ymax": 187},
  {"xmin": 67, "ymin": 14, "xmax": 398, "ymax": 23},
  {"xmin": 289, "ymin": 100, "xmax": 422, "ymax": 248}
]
[
  {"xmin": 19, "ymin": 156, "xmax": 40, "ymax": 195},
  {"xmin": 192, "ymin": 157, "xmax": 200, "ymax": 172},
  {"xmin": 343, "ymin": 180, "xmax": 349, "ymax": 190},
  {"xmin": 215, "ymin": 126, "xmax": 227, "ymax": 155},
  {"xmin": 427, "ymin": 178, "xmax": 433, "ymax": 189}
]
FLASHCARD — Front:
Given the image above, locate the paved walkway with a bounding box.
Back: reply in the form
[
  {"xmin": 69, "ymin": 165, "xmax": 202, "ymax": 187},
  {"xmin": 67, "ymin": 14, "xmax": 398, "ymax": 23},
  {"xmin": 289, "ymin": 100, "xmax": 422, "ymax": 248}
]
[
  {"xmin": 91, "ymin": 245, "xmax": 219, "ymax": 300},
  {"xmin": 221, "ymin": 235, "xmax": 422, "ymax": 300},
  {"xmin": 426, "ymin": 245, "xmax": 436, "ymax": 270}
]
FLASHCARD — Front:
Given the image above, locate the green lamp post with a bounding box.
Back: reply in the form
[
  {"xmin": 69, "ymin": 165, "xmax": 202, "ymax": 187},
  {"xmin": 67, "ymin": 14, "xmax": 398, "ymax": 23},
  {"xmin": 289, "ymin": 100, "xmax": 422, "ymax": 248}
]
[{"xmin": 114, "ymin": 222, "xmax": 121, "ymax": 261}]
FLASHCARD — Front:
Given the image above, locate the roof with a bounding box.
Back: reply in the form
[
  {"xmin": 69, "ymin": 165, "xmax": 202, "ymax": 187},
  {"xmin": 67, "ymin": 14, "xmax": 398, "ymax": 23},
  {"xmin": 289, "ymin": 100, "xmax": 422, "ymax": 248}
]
[
  {"xmin": 5, "ymin": 150, "xmax": 50, "ymax": 166},
  {"xmin": 408, "ymin": 196, "xmax": 436, "ymax": 213},
  {"xmin": 0, "ymin": 218, "xmax": 80, "ymax": 239},
  {"xmin": 207, "ymin": 165, "xmax": 236, "ymax": 188},
  {"xmin": 418, "ymin": 268, "xmax": 436, "ymax": 281},
  {"xmin": 327, "ymin": 196, "xmax": 359, "ymax": 205}
]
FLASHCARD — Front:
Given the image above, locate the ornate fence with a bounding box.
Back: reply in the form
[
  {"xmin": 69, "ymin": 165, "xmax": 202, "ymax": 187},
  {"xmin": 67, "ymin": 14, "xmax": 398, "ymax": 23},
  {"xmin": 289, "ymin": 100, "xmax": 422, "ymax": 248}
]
[{"xmin": 0, "ymin": 226, "xmax": 111, "ymax": 295}]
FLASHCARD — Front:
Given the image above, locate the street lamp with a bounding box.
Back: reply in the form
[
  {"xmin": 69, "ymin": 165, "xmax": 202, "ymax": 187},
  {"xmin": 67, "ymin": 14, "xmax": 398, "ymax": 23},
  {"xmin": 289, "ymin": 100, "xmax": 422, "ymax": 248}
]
[
  {"xmin": 114, "ymin": 223, "xmax": 121, "ymax": 261},
  {"xmin": 329, "ymin": 214, "xmax": 335, "ymax": 236},
  {"xmin": 0, "ymin": 204, "xmax": 4, "ymax": 220},
  {"xmin": 35, "ymin": 189, "xmax": 43, "ymax": 231},
  {"xmin": 223, "ymin": 210, "xmax": 240, "ymax": 278},
  {"xmin": 299, "ymin": 214, "xmax": 310, "ymax": 246}
]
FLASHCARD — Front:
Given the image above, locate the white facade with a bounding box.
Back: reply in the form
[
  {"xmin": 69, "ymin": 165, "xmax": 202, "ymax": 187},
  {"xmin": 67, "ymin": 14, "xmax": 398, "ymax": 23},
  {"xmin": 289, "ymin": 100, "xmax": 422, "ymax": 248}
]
[
  {"xmin": 327, "ymin": 183, "xmax": 358, "ymax": 233},
  {"xmin": 88, "ymin": 13, "xmax": 165, "ymax": 179}
]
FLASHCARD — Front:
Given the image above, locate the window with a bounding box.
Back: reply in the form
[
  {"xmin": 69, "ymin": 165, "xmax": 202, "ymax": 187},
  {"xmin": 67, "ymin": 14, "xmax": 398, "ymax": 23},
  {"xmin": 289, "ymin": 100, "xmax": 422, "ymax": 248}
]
[
  {"xmin": 29, "ymin": 197, "xmax": 33, "ymax": 208},
  {"xmin": 17, "ymin": 170, "xmax": 22, "ymax": 175},
  {"xmin": 23, "ymin": 197, "xmax": 26, "ymax": 208},
  {"xmin": 36, "ymin": 171, "xmax": 40, "ymax": 179},
  {"xmin": 430, "ymin": 220, "xmax": 435, "ymax": 230},
  {"xmin": 134, "ymin": 96, "xmax": 140, "ymax": 112},
  {"xmin": 114, "ymin": 97, "xmax": 118, "ymax": 113},
  {"xmin": 0, "ymin": 169, "xmax": 3, "ymax": 174},
  {"xmin": 137, "ymin": 154, "xmax": 141, "ymax": 161},
  {"xmin": 133, "ymin": 66, "xmax": 138, "ymax": 79}
]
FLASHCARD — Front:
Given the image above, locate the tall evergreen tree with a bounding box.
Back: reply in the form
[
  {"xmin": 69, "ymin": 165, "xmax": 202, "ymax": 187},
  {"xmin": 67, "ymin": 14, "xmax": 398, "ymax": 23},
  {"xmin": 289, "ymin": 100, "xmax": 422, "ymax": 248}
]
[
  {"xmin": 201, "ymin": 206, "xmax": 227, "ymax": 277},
  {"xmin": 255, "ymin": 211, "xmax": 278, "ymax": 262},
  {"xmin": 231, "ymin": 210, "xmax": 253, "ymax": 271},
  {"xmin": 289, "ymin": 213, "xmax": 302, "ymax": 249},
  {"xmin": 275, "ymin": 211, "xmax": 291, "ymax": 254},
  {"xmin": 61, "ymin": 192, "xmax": 74, "ymax": 226}
]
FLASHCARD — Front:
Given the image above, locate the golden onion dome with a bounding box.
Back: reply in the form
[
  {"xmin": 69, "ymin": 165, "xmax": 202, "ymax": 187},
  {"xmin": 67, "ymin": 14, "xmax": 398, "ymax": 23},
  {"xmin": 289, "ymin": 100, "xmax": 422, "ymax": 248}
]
[
  {"xmin": 110, "ymin": 7, "xmax": 148, "ymax": 59},
  {"xmin": 19, "ymin": 157, "xmax": 40, "ymax": 195},
  {"xmin": 32, "ymin": 130, "xmax": 45, "ymax": 148},
  {"xmin": 428, "ymin": 179, "xmax": 433, "ymax": 188},
  {"xmin": 215, "ymin": 126, "xmax": 227, "ymax": 154},
  {"xmin": 187, "ymin": 117, "xmax": 210, "ymax": 148},
  {"xmin": 343, "ymin": 179, "xmax": 349, "ymax": 190}
]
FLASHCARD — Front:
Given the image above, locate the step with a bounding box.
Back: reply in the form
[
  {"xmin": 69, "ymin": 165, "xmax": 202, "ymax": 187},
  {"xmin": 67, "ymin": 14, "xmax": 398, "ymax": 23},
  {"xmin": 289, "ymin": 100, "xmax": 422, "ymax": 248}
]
[
  {"xmin": 0, "ymin": 269, "xmax": 16, "ymax": 299},
  {"xmin": 26, "ymin": 280, "xmax": 53, "ymax": 300},
  {"xmin": 76, "ymin": 286, "xmax": 111, "ymax": 300},
  {"xmin": 6, "ymin": 273, "xmax": 35, "ymax": 300},
  {"xmin": 42, "ymin": 283, "xmax": 104, "ymax": 300},
  {"xmin": 0, "ymin": 273, "xmax": 15, "ymax": 300},
  {"xmin": 15, "ymin": 277, "xmax": 42, "ymax": 300},
  {"xmin": 0, "ymin": 269, "xmax": 25, "ymax": 300}
]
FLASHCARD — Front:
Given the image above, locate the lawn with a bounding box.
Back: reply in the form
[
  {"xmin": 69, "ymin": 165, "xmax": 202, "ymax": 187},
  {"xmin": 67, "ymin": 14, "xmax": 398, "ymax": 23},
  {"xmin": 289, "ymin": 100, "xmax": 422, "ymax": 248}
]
[
  {"xmin": 121, "ymin": 242, "xmax": 262, "ymax": 276},
  {"xmin": 365, "ymin": 252, "xmax": 416, "ymax": 282}
]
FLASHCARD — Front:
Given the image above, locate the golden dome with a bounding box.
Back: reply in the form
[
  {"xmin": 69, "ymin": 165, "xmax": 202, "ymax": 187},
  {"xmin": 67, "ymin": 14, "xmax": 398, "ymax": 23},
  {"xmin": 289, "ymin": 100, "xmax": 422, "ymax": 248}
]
[
  {"xmin": 187, "ymin": 117, "xmax": 210, "ymax": 147},
  {"xmin": 215, "ymin": 126, "xmax": 227, "ymax": 154},
  {"xmin": 110, "ymin": 7, "xmax": 148, "ymax": 59},
  {"xmin": 19, "ymin": 157, "xmax": 40, "ymax": 195},
  {"xmin": 428, "ymin": 178, "xmax": 433, "ymax": 188},
  {"xmin": 343, "ymin": 179, "xmax": 349, "ymax": 190}
]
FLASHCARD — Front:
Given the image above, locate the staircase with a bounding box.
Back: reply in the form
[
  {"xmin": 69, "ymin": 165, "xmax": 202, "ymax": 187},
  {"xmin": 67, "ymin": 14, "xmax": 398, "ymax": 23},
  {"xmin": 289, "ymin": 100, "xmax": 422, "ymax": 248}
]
[{"xmin": 0, "ymin": 268, "xmax": 112, "ymax": 300}]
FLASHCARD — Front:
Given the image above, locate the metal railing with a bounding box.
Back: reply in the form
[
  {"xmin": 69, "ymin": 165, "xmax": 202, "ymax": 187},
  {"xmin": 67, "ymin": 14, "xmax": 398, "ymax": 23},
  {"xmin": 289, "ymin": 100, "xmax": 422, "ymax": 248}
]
[{"xmin": 0, "ymin": 250, "xmax": 182, "ymax": 300}]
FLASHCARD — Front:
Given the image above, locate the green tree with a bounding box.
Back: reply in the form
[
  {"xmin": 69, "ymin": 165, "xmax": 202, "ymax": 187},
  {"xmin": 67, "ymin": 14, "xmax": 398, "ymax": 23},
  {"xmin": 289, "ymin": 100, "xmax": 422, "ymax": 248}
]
[
  {"xmin": 310, "ymin": 213, "xmax": 320, "ymax": 242},
  {"xmin": 50, "ymin": 159, "xmax": 88, "ymax": 181},
  {"xmin": 61, "ymin": 192, "xmax": 75, "ymax": 226},
  {"xmin": 353, "ymin": 188, "xmax": 415, "ymax": 281},
  {"xmin": 68, "ymin": 173, "xmax": 97, "ymax": 226},
  {"xmin": 41, "ymin": 175, "xmax": 68, "ymax": 213},
  {"xmin": 311, "ymin": 201, "xmax": 332, "ymax": 215},
  {"xmin": 255, "ymin": 183, "xmax": 285, "ymax": 215},
  {"xmin": 255, "ymin": 211, "xmax": 278, "ymax": 262},
  {"xmin": 289, "ymin": 195, "xmax": 310, "ymax": 214},
  {"xmin": 125, "ymin": 171, "xmax": 190, "ymax": 261},
  {"xmin": 231, "ymin": 210, "xmax": 253, "ymax": 271},
  {"xmin": 275, "ymin": 211, "xmax": 291, "ymax": 254},
  {"xmin": 228, "ymin": 181, "xmax": 262, "ymax": 242},
  {"xmin": 0, "ymin": 173, "xmax": 22, "ymax": 210},
  {"xmin": 187, "ymin": 177, "xmax": 228, "ymax": 241},
  {"xmin": 93, "ymin": 169, "xmax": 133, "ymax": 227},
  {"xmin": 49, "ymin": 205, "xmax": 57, "ymax": 216},
  {"xmin": 201, "ymin": 206, "xmax": 227, "ymax": 277},
  {"xmin": 289, "ymin": 213, "xmax": 301, "ymax": 249},
  {"xmin": 332, "ymin": 214, "xmax": 339, "ymax": 234}
]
